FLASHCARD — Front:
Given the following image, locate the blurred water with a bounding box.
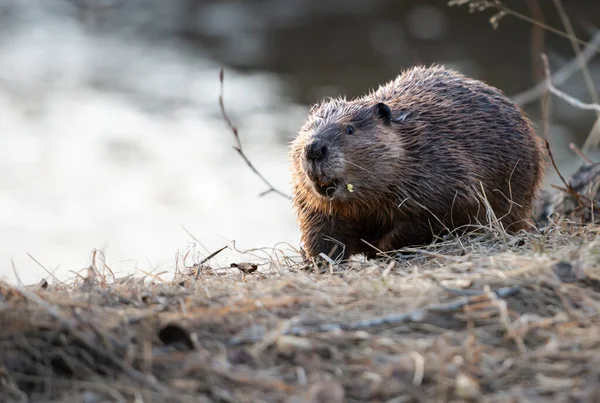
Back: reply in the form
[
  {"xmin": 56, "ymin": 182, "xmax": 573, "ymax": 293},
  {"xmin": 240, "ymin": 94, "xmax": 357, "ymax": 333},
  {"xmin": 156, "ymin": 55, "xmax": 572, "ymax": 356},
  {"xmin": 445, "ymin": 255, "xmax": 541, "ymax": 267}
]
[{"xmin": 0, "ymin": 7, "xmax": 307, "ymax": 284}]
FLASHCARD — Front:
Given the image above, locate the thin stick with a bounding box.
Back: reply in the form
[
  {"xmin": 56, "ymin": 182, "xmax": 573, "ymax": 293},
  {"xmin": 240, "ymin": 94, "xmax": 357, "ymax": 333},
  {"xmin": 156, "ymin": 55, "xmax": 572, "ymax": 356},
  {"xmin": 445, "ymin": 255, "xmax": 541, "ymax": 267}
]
[
  {"xmin": 26, "ymin": 253, "xmax": 65, "ymax": 285},
  {"xmin": 195, "ymin": 245, "xmax": 228, "ymax": 279},
  {"xmin": 583, "ymin": 119, "xmax": 600, "ymax": 152},
  {"xmin": 228, "ymin": 285, "xmax": 521, "ymax": 344},
  {"xmin": 544, "ymin": 137, "xmax": 582, "ymax": 205},
  {"xmin": 540, "ymin": 53, "xmax": 600, "ymax": 113},
  {"xmin": 552, "ymin": 0, "xmax": 600, "ymax": 111},
  {"xmin": 552, "ymin": 0, "xmax": 600, "ymax": 152},
  {"xmin": 286, "ymin": 285, "xmax": 521, "ymax": 334},
  {"xmin": 218, "ymin": 69, "xmax": 291, "ymax": 200},
  {"xmin": 525, "ymin": 0, "xmax": 546, "ymax": 83},
  {"xmin": 511, "ymin": 31, "xmax": 600, "ymax": 106},
  {"xmin": 569, "ymin": 143, "xmax": 595, "ymax": 165},
  {"xmin": 495, "ymin": 4, "xmax": 599, "ymax": 53},
  {"xmin": 11, "ymin": 258, "xmax": 23, "ymax": 286}
]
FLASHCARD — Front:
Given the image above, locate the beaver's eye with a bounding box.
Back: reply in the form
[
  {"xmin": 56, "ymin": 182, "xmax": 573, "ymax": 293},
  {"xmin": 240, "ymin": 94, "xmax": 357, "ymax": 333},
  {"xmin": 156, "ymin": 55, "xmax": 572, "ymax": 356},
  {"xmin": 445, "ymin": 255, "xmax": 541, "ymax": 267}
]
[{"xmin": 346, "ymin": 125, "xmax": 355, "ymax": 134}]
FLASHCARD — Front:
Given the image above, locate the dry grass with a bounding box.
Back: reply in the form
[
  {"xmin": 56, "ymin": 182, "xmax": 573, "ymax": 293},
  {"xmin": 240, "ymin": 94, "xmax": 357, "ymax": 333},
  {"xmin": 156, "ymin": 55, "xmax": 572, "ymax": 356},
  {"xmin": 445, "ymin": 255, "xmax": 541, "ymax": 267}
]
[
  {"xmin": 2, "ymin": 2, "xmax": 600, "ymax": 402},
  {"xmin": 2, "ymin": 217, "xmax": 600, "ymax": 403}
]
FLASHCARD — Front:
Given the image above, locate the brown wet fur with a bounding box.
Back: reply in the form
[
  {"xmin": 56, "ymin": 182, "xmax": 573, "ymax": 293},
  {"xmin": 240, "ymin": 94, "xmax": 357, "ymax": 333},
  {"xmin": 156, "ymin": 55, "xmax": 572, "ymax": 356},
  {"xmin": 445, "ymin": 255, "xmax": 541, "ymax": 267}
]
[{"xmin": 290, "ymin": 65, "xmax": 547, "ymax": 261}]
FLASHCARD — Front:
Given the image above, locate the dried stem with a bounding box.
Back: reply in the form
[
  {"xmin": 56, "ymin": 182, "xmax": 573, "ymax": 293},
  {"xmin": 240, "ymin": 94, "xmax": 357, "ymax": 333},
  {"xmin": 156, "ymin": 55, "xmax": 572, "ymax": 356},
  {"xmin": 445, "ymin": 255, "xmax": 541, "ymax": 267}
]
[
  {"xmin": 285, "ymin": 286, "xmax": 519, "ymax": 336},
  {"xmin": 569, "ymin": 142, "xmax": 595, "ymax": 165},
  {"xmin": 218, "ymin": 69, "xmax": 291, "ymax": 200},
  {"xmin": 227, "ymin": 285, "xmax": 523, "ymax": 345},
  {"xmin": 538, "ymin": 55, "xmax": 594, "ymax": 216},
  {"xmin": 194, "ymin": 245, "xmax": 228, "ymax": 280},
  {"xmin": 552, "ymin": 0, "xmax": 600, "ymax": 110},
  {"xmin": 552, "ymin": 0, "xmax": 600, "ymax": 152},
  {"xmin": 544, "ymin": 136, "xmax": 583, "ymax": 206},
  {"xmin": 525, "ymin": 0, "xmax": 546, "ymax": 83},
  {"xmin": 511, "ymin": 30, "xmax": 600, "ymax": 106},
  {"xmin": 493, "ymin": 3, "xmax": 599, "ymax": 52},
  {"xmin": 541, "ymin": 53, "xmax": 600, "ymax": 113},
  {"xmin": 541, "ymin": 53, "xmax": 600, "ymax": 215}
]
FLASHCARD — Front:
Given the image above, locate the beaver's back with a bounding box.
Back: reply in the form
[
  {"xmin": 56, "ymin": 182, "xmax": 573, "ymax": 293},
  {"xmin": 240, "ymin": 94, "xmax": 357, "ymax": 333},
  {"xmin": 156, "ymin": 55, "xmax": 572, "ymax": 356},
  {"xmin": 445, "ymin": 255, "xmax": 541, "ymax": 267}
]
[{"xmin": 367, "ymin": 66, "xmax": 545, "ymax": 228}]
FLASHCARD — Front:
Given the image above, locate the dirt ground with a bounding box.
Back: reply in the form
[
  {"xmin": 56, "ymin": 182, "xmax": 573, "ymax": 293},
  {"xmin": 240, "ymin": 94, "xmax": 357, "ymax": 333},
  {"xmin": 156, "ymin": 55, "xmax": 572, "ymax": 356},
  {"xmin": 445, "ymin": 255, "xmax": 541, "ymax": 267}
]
[{"xmin": 1, "ymin": 212, "xmax": 600, "ymax": 403}]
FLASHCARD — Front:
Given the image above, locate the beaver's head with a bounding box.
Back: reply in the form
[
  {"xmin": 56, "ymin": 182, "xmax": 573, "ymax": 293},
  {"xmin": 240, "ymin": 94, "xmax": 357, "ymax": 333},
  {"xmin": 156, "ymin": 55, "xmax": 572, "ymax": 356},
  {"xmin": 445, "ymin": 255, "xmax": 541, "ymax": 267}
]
[{"xmin": 291, "ymin": 98, "xmax": 408, "ymax": 205}]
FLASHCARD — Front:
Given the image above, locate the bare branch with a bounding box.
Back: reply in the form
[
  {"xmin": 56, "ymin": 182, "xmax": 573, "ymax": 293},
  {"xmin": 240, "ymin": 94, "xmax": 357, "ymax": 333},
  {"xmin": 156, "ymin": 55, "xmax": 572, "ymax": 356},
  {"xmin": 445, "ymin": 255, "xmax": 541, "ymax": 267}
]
[
  {"xmin": 511, "ymin": 30, "xmax": 600, "ymax": 106},
  {"xmin": 229, "ymin": 285, "xmax": 521, "ymax": 343},
  {"xmin": 288, "ymin": 286, "xmax": 521, "ymax": 334},
  {"xmin": 569, "ymin": 142, "xmax": 595, "ymax": 165},
  {"xmin": 583, "ymin": 118, "xmax": 600, "ymax": 151},
  {"xmin": 449, "ymin": 1, "xmax": 600, "ymax": 52},
  {"xmin": 194, "ymin": 245, "xmax": 228, "ymax": 280},
  {"xmin": 541, "ymin": 53, "xmax": 600, "ymax": 113},
  {"xmin": 552, "ymin": 0, "xmax": 600, "ymax": 152},
  {"xmin": 218, "ymin": 69, "xmax": 291, "ymax": 200},
  {"xmin": 540, "ymin": 54, "xmax": 600, "ymax": 216},
  {"xmin": 545, "ymin": 138, "xmax": 581, "ymax": 204},
  {"xmin": 553, "ymin": 0, "xmax": 600, "ymax": 110}
]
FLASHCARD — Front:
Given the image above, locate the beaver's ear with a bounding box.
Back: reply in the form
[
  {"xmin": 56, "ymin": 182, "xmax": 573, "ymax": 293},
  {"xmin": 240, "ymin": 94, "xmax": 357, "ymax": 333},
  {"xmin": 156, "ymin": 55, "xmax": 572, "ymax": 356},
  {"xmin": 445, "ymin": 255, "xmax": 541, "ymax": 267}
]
[{"xmin": 373, "ymin": 102, "xmax": 391, "ymax": 125}]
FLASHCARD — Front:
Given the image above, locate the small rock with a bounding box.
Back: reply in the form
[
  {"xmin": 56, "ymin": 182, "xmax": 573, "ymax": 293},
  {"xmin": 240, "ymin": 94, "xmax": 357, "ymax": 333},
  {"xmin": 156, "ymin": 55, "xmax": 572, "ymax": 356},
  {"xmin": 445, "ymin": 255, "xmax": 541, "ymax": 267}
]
[
  {"xmin": 552, "ymin": 261, "xmax": 579, "ymax": 283},
  {"xmin": 455, "ymin": 372, "xmax": 481, "ymax": 400}
]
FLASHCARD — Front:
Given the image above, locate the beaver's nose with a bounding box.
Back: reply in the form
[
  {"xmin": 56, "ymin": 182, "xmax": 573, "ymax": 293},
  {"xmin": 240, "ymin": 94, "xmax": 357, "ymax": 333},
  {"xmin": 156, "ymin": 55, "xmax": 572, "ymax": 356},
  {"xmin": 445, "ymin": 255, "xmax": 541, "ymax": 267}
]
[{"xmin": 305, "ymin": 140, "xmax": 328, "ymax": 162}]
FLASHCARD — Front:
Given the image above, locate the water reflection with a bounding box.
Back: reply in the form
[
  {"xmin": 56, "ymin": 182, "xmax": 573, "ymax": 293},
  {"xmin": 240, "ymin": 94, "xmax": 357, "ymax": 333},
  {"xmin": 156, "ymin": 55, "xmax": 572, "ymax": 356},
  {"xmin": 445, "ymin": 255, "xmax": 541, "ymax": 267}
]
[{"xmin": 0, "ymin": 6, "xmax": 304, "ymax": 284}]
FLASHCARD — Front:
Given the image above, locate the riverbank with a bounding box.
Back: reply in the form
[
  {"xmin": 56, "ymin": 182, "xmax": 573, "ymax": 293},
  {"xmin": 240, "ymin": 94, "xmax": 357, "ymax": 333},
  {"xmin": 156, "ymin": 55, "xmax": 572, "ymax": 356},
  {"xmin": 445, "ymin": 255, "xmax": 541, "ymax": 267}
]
[{"xmin": 2, "ymin": 216, "xmax": 600, "ymax": 402}]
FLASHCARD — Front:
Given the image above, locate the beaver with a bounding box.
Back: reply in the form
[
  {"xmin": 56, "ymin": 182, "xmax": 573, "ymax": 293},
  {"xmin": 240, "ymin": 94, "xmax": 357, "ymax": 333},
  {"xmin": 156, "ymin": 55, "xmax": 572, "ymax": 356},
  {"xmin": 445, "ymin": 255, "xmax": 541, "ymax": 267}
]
[{"xmin": 290, "ymin": 65, "xmax": 546, "ymax": 261}]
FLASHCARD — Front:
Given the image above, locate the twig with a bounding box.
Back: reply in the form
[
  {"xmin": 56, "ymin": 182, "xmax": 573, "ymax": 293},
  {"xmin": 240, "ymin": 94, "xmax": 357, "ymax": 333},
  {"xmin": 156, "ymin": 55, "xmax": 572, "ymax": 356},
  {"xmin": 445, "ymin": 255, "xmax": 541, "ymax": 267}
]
[
  {"xmin": 226, "ymin": 285, "xmax": 520, "ymax": 341},
  {"xmin": 511, "ymin": 30, "xmax": 600, "ymax": 106},
  {"xmin": 584, "ymin": 119, "xmax": 600, "ymax": 152},
  {"xmin": 552, "ymin": 0, "xmax": 600, "ymax": 152},
  {"xmin": 11, "ymin": 258, "xmax": 23, "ymax": 286},
  {"xmin": 525, "ymin": 0, "xmax": 546, "ymax": 85},
  {"xmin": 26, "ymin": 253, "xmax": 65, "ymax": 285},
  {"xmin": 194, "ymin": 245, "xmax": 228, "ymax": 279},
  {"xmin": 540, "ymin": 81, "xmax": 600, "ymax": 213},
  {"xmin": 397, "ymin": 247, "xmax": 464, "ymax": 262},
  {"xmin": 540, "ymin": 53, "xmax": 600, "ymax": 113},
  {"xmin": 542, "ymin": 135, "xmax": 593, "ymax": 212},
  {"xmin": 553, "ymin": 0, "xmax": 600, "ymax": 111},
  {"xmin": 544, "ymin": 138, "xmax": 577, "ymax": 201},
  {"xmin": 450, "ymin": 1, "xmax": 600, "ymax": 51},
  {"xmin": 493, "ymin": 3, "xmax": 599, "ymax": 52},
  {"xmin": 550, "ymin": 183, "xmax": 599, "ymax": 210},
  {"xmin": 218, "ymin": 69, "xmax": 291, "ymax": 200},
  {"xmin": 569, "ymin": 142, "xmax": 595, "ymax": 165},
  {"xmin": 292, "ymin": 285, "xmax": 520, "ymax": 333},
  {"xmin": 180, "ymin": 224, "xmax": 211, "ymax": 256}
]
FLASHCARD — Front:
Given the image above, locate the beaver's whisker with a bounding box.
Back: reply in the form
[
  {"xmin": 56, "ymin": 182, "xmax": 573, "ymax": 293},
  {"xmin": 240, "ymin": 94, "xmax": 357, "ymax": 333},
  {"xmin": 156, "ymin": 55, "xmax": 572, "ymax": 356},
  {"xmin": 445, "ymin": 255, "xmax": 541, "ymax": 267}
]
[{"xmin": 342, "ymin": 159, "xmax": 375, "ymax": 174}]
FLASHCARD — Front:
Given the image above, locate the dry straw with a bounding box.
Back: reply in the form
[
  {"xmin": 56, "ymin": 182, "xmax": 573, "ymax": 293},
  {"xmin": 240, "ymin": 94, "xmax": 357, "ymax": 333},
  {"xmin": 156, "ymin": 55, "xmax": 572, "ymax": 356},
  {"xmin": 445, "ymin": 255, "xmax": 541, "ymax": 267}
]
[{"xmin": 3, "ymin": 1, "xmax": 600, "ymax": 402}]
